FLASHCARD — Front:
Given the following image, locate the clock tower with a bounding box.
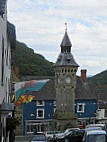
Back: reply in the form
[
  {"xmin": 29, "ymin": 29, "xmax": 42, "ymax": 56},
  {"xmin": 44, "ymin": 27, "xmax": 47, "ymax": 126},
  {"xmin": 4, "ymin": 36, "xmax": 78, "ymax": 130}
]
[{"xmin": 54, "ymin": 26, "xmax": 79, "ymax": 130}]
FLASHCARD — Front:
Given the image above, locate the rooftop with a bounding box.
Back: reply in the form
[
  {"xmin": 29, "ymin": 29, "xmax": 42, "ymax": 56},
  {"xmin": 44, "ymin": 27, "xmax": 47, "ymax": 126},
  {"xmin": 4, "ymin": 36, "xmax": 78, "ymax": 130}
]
[{"xmin": 23, "ymin": 76, "xmax": 96, "ymax": 101}]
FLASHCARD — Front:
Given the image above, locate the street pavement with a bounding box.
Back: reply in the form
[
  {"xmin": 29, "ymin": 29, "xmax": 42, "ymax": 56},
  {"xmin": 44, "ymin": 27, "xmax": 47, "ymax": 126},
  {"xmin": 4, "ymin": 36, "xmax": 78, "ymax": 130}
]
[{"xmin": 15, "ymin": 135, "xmax": 34, "ymax": 142}]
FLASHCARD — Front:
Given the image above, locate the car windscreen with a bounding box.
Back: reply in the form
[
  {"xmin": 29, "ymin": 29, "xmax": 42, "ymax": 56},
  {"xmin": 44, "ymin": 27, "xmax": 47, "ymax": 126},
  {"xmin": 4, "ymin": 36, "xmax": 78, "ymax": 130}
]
[
  {"xmin": 32, "ymin": 135, "xmax": 46, "ymax": 141},
  {"xmin": 87, "ymin": 134, "xmax": 106, "ymax": 142}
]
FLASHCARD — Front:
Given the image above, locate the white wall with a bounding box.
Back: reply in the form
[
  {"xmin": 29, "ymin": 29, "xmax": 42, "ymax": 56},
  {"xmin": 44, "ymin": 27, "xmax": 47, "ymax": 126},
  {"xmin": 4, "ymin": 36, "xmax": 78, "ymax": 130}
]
[
  {"xmin": 0, "ymin": 6, "xmax": 11, "ymax": 105},
  {"xmin": 96, "ymin": 109, "xmax": 105, "ymax": 119},
  {"xmin": 0, "ymin": 2, "xmax": 13, "ymax": 142}
]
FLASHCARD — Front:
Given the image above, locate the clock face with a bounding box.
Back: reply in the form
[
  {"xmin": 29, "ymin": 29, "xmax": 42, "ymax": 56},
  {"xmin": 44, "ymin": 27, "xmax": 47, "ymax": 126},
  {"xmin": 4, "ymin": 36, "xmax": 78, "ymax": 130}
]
[{"xmin": 66, "ymin": 76, "xmax": 71, "ymax": 83}]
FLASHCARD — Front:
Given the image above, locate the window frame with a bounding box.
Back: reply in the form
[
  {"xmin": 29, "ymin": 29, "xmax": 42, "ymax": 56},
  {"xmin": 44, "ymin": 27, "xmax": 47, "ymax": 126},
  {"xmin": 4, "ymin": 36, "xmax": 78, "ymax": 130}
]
[
  {"xmin": 54, "ymin": 108, "xmax": 56, "ymax": 113},
  {"xmin": 77, "ymin": 103, "xmax": 85, "ymax": 113},
  {"xmin": 54, "ymin": 101, "xmax": 56, "ymax": 106},
  {"xmin": 36, "ymin": 101, "xmax": 44, "ymax": 106},
  {"xmin": 36, "ymin": 109, "xmax": 44, "ymax": 119}
]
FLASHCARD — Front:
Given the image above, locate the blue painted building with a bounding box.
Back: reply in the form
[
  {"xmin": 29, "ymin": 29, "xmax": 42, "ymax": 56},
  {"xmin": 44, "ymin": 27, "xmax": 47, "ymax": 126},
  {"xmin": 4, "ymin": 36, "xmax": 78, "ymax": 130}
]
[
  {"xmin": 23, "ymin": 100, "xmax": 56, "ymax": 134},
  {"xmin": 75, "ymin": 99, "xmax": 98, "ymax": 126},
  {"xmin": 22, "ymin": 74, "xmax": 98, "ymax": 134}
]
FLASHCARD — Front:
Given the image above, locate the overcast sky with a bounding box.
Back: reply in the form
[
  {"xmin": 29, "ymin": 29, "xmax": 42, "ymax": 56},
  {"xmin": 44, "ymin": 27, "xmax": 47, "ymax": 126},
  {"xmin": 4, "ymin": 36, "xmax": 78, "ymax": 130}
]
[{"xmin": 7, "ymin": 0, "xmax": 107, "ymax": 76}]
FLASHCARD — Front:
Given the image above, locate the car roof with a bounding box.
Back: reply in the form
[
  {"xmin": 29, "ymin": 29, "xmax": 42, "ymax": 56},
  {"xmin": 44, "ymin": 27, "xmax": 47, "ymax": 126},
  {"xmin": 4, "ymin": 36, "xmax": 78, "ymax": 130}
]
[
  {"xmin": 85, "ymin": 127, "xmax": 102, "ymax": 131},
  {"xmin": 86, "ymin": 124, "xmax": 105, "ymax": 128},
  {"xmin": 64, "ymin": 128, "xmax": 80, "ymax": 132},
  {"xmin": 87, "ymin": 130, "xmax": 106, "ymax": 135}
]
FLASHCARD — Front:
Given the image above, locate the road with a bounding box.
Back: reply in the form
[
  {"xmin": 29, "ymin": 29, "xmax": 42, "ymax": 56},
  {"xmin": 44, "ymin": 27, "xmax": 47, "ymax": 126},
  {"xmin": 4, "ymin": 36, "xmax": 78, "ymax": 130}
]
[{"xmin": 15, "ymin": 135, "xmax": 34, "ymax": 142}]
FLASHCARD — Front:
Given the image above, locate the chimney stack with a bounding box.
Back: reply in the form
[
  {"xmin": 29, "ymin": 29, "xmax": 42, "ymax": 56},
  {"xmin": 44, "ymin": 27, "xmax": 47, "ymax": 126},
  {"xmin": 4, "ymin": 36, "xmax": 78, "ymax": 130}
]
[{"xmin": 81, "ymin": 69, "xmax": 87, "ymax": 82}]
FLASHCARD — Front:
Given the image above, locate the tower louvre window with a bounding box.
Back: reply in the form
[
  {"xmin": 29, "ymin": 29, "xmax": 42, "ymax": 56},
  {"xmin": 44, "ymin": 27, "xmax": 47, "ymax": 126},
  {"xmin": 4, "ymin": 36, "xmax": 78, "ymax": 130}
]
[{"xmin": 74, "ymin": 69, "xmax": 77, "ymax": 72}]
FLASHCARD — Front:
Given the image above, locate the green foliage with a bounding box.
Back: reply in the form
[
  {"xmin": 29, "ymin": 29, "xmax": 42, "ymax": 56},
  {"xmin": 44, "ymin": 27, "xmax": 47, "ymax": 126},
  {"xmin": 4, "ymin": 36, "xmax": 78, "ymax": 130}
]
[
  {"xmin": 87, "ymin": 70, "xmax": 107, "ymax": 96},
  {"xmin": 87, "ymin": 70, "xmax": 107, "ymax": 86},
  {"xmin": 13, "ymin": 41, "xmax": 54, "ymax": 76}
]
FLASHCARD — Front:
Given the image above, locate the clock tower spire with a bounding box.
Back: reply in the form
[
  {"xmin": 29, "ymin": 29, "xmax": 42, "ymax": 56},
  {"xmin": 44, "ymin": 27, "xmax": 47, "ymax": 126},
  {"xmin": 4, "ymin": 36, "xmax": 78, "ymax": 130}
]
[
  {"xmin": 60, "ymin": 23, "xmax": 72, "ymax": 53},
  {"xmin": 54, "ymin": 25, "xmax": 79, "ymax": 130}
]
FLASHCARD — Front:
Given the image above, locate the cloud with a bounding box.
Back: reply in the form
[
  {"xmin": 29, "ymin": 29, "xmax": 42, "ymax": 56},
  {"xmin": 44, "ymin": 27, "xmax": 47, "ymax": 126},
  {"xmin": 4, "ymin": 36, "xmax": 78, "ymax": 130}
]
[{"xmin": 7, "ymin": 0, "xmax": 107, "ymax": 75}]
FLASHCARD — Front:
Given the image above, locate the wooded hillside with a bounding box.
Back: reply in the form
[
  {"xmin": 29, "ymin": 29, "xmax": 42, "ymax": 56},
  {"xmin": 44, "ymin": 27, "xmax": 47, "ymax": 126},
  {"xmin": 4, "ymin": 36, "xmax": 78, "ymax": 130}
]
[{"xmin": 12, "ymin": 41, "xmax": 54, "ymax": 77}]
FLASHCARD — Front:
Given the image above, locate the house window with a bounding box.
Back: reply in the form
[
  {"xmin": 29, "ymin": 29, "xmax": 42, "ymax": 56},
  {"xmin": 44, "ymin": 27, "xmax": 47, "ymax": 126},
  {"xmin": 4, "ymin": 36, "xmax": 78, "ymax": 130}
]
[
  {"xmin": 54, "ymin": 108, "xmax": 56, "ymax": 113},
  {"xmin": 1, "ymin": 36, "xmax": 4, "ymax": 86},
  {"xmin": 77, "ymin": 103, "xmax": 85, "ymax": 113},
  {"xmin": 37, "ymin": 109, "xmax": 44, "ymax": 119},
  {"xmin": 54, "ymin": 101, "xmax": 56, "ymax": 106},
  {"xmin": 36, "ymin": 101, "xmax": 44, "ymax": 106}
]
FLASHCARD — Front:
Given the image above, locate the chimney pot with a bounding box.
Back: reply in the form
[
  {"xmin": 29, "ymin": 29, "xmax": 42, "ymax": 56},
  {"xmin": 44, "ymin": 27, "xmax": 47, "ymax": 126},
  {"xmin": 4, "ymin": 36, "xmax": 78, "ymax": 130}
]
[{"xmin": 81, "ymin": 69, "xmax": 87, "ymax": 82}]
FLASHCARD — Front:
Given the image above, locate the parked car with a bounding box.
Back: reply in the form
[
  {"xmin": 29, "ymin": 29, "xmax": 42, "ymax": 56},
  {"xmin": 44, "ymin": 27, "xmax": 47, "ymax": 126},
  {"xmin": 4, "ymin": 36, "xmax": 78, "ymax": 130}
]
[
  {"xmin": 54, "ymin": 132, "xmax": 65, "ymax": 142},
  {"xmin": 55, "ymin": 129, "xmax": 84, "ymax": 142},
  {"xmin": 30, "ymin": 134, "xmax": 47, "ymax": 142},
  {"xmin": 64, "ymin": 128, "xmax": 80, "ymax": 135},
  {"xmin": 45, "ymin": 131, "xmax": 61, "ymax": 140},
  {"xmin": 64, "ymin": 129, "xmax": 84, "ymax": 142},
  {"xmin": 82, "ymin": 130, "xmax": 107, "ymax": 142},
  {"xmin": 86, "ymin": 124, "xmax": 106, "ymax": 130},
  {"xmin": 85, "ymin": 127, "xmax": 102, "ymax": 132}
]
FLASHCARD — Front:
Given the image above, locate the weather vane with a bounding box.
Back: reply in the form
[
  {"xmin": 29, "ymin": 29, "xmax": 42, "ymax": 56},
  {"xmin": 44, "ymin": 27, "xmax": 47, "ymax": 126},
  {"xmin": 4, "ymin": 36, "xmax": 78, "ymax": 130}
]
[{"xmin": 65, "ymin": 22, "xmax": 67, "ymax": 32}]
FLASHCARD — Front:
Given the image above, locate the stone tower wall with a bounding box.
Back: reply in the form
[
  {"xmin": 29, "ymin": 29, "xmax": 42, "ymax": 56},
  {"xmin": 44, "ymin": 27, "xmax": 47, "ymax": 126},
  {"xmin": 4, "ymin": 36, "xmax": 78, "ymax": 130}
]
[{"xmin": 54, "ymin": 66, "xmax": 77, "ymax": 119}]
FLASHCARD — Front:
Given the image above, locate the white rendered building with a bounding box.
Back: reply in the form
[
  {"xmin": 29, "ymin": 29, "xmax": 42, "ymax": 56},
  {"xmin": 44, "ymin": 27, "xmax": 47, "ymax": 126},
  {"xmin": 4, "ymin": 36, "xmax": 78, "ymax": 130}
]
[{"xmin": 0, "ymin": 0, "xmax": 16, "ymax": 141}]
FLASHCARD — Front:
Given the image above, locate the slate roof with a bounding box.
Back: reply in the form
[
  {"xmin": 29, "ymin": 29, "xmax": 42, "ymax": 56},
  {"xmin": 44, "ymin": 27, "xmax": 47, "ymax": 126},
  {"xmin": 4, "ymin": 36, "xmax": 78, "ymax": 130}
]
[
  {"xmin": 0, "ymin": 0, "xmax": 6, "ymax": 16},
  {"xmin": 54, "ymin": 53, "xmax": 79, "ymax": 67},
  {"xmin": 23, "ymin": 76, "xmax": 96, "ymax": 101},
  {"xmin": 99, "ymin": 85, "xmax": 107, "ymax": 101},
  {"xmin": 54, "ymin": 31, "xmax": 79, "ymax": 67},
  {"xmin": 60, "ymin": 31, "xmax": 72, "ymax": 47},
  {"xmin": 21, "ymin": 76, "xmax": 54, "ymax": 81},
  {"xmin": 76, "ymin": 76, "xmax": 96, "ymax": 100},
  {"xmin": 88, "ymin": 82, "xmax": 107, "ymax": 109},
  {"xmin": 26, "ymin": 79, "xmax": 56, "ymax": 100},
  {"xmin": 7, "ymin": 22, "xmax": 16, "ymax": 50}
]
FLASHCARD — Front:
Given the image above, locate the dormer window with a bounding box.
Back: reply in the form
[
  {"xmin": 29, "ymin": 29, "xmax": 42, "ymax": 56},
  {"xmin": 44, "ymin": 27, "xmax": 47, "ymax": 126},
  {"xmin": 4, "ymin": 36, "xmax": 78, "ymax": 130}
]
[{"xmin": 67, "ymin": 57, "xmax": 71, "ymax": 63}]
